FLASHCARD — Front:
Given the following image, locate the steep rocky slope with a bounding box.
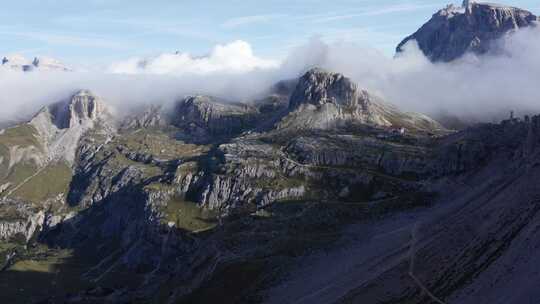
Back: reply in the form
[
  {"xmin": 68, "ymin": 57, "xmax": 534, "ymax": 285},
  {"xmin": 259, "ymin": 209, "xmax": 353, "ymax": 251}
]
[{"xmin": 397, "ymin": 0, "xmax": 538, "ymax": 62}]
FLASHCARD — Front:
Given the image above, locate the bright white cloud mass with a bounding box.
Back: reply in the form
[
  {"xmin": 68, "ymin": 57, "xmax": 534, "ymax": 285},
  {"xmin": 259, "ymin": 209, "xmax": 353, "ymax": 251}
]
[
  {"xmin": 1, "ymin": 27, "xmax": 540, "ymax": 125},
  {"xmin": 109, "ymin": 40, "xmax": 279, "ymax": 75}
]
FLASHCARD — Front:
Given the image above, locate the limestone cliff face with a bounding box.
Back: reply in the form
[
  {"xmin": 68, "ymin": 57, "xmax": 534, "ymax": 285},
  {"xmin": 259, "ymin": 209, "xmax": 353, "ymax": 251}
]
[
  {"xmin": 29, "ymin": 90, "xmax": 112, "ymax": 164},
  {"xmin": 0, "ymin": 208, "xmax": 52, "ymax": 242},
  {"xmin": 61, "ymin": 90, "xmax": 104, "ymax": 128},
  {"xmin": 397, "ymin": 1, "xmax": 538, "ymax": 62}
]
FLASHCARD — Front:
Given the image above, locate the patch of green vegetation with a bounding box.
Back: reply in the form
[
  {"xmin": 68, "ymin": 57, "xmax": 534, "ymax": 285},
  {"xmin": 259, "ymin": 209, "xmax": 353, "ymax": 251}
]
[
  {"xmin": 10, "ymin": 161, "xmax": 72, "ymax": 204},
  {"xmin": 163, "ymin": 197, "xmax": 218, "ymax": 232},
  {"xmin": 0, "ymin": 145, "xmax": 9, "ymax": 179},
  {"xmin": 10, "ymin": 256, "xmax": 63, "ymax": 273},
  {"xmin": 144, "ymin": 182, "xmax": 174, "ymax": 192},
  {"xmin": 175, "ymin": 161, "xmax": 199, "ymax": 175},
  {"xmin": 118, "ymin": 129, "xmax": 211, "ymax": 161},
  {"xmin": 0, "ymin": 242, "xmax": 18, "ymax": 265},
  {"xmin": 253, "ymin": 176, "xmax": 306, "ymax": 190},
  {"xmin": 0, "ymin": 205, "xmax": 30, "ymax": 222},
  {"xmin": 0, "ymin": 124, "xmax": 43, "ymax": 186},
  {"xmin": 0, "ymin": 124, "xmax": 40, "ymax": 148},
  {"xmin": 2, "ymin": 163, "xmax": 38, "ymax": 187},
  {"xmin": 0, "ymin": 242, "xmax": 17, "ymax": 252},
  {"xmin": 110, "ymin": 151, "xmax": 163, "ymax": 178}
]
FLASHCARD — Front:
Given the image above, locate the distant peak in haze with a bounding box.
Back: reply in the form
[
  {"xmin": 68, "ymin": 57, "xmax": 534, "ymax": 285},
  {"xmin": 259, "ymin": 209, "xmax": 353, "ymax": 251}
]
[
  {"xmin": 397, "ymin": 1, "xmax": 538, "ymax": 62},
  {"xmin": 1, "ymin": 54, "xmax": 71, "ymax": 72}
]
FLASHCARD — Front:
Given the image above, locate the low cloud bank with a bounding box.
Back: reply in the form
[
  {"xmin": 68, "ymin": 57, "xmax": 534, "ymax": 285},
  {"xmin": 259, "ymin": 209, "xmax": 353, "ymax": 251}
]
[
  {"xmin": 308, "ymin": 27, "xmax": 540, "ymax": 122},
  {"xmin": 1, "ymin": 27, "xmax": 540, "ymax": 125}
]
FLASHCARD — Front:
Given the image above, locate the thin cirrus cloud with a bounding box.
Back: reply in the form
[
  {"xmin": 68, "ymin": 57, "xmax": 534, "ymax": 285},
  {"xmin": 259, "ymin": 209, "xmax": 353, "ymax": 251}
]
[
  {"xmin": 51, "ymin": 15, "xmax": 217, "ymax": 42},
  {"xmin": 221, "ymin": 14, "xmax": 287, "ymax": 29},
  {"xmin": 312, "ymin": 3, "xmax": 439, "ymax": 23},
  {"xmin": 0, "ymin": 27, "xmax": 128, "ymax": 50}
]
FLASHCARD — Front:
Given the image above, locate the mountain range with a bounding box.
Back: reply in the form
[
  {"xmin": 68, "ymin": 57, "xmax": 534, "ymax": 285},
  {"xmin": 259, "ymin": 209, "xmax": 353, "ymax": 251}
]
[{"xmin": 0, "ymin": 1, "xmax": 539, "ymax": 304}]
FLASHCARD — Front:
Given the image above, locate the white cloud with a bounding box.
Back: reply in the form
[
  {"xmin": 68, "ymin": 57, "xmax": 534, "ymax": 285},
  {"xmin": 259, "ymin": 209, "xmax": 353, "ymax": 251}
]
[{"xmin": 109, "ymin": 40, "xmax": 279, "ymax": 75}]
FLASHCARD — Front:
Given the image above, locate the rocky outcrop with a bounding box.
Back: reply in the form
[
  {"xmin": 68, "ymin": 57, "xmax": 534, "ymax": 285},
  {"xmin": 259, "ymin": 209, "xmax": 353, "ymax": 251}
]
[
  {"xmin": 7, "ymin": 144, "xmax": 45, "ymax": 170},
  {"xmin": 432, "ymin": 117, "xmax": 528, "ymax": 175},
  {"xmin": 29, "ymin": 90, "xmax": 112, "ymax": 164},
  {"xmin": 48, "ymin": 90, "xmax": 106, "ymax": 129},
  {"xmin": 0, "ymin": 211, "xmax": 45, "ymax": 242},
  {"xmin": 174, "ymin": 96, "xmax": 258, "ymax": 139},
  {"xmin": 397, "ymin": 1, "xmax": 539, "ymax": 62},
  {"xmin": 280, "ymin": 68, "xmax": 443, "ymax": 131},
  {"xmin": 121, "ymin": 105, "xmax": 169, "ymax": 130},
  {"xmin": 284, "ymin": 135, "xmax": 434, "ymax": 178},
  {"xmin": 288, "ymin": 67, "xmax": 359, "ymax": 110}
]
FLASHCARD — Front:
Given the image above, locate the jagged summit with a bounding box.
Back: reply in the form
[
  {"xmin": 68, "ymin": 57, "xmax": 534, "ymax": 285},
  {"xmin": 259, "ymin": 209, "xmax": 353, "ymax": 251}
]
[
  {"xmin": 63, "ymin": 90, "xmax": 105, "ymax": 127},
  {"xmin": 397, "ymin": 1, "xmax": 538, "ymax": 62},
  {"xmin": 28, "ymin": 90, "xmax": 111, "ymax": 164},
  {"xmin": 1, "ymin": 54, "xmax": 71, "ymax": 72},
  {"xmin": 38, "ymin": 90, "xmax": 107, "ymax": 130},
  {"xmin": 281, "ymin": 68, "xmax": 443, "ymax": 131}
]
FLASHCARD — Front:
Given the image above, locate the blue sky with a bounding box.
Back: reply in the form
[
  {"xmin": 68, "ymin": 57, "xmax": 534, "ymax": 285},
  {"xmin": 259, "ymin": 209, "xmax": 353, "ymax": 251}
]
[{"xmin": 0, "ymin": 0, "xmax": 538, "ymax": 66}]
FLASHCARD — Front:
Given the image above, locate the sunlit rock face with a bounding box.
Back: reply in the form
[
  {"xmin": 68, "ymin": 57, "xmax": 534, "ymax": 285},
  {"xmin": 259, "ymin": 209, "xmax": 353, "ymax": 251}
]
[
  {"xmin": 52, "ymin": 90, "xmax": 105, "ymax": 129},
  {"xmin": 397, "ymin": 1, "xmax": 538, "ymax": 62},
  {"xmin": 29, "ymin": 90, "xmax": 112, "ymax": 164}
]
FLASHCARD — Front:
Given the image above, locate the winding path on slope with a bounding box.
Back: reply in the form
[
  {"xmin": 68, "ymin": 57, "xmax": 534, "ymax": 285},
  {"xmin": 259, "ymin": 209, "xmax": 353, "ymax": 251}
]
[{"xmin": 2, "ymin": 163, "xmax": 50, "ymax": 199}]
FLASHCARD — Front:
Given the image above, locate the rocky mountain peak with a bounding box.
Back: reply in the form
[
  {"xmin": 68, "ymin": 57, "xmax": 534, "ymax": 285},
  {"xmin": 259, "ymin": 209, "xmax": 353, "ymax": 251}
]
[
  {"xmin": 25, "ymin": 90, "xmax": 111, "ymax": 164},
  {"xmin": 52, "ymin": 90, "xmax": 106, "ymax": 129},
  {"xmin": 281, "ymin": 68, "xmax": 443, "ymax": 131},
  {"xmin": 289, "ymin": 68, "xmax": 362, "ymax": 110},
  {"xmin": 397, "ymin": 1, "xmax": 538, "ymax": 62}
]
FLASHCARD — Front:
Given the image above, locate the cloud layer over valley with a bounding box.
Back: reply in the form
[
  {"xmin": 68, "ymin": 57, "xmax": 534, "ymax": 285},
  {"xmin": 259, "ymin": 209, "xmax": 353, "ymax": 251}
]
[{"xmin": 1, "ymin": 26, "xmax": 540, "ymax": 125}]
